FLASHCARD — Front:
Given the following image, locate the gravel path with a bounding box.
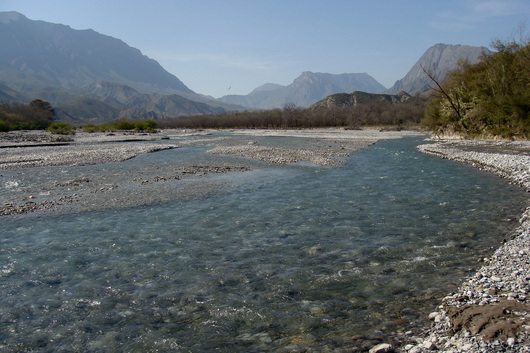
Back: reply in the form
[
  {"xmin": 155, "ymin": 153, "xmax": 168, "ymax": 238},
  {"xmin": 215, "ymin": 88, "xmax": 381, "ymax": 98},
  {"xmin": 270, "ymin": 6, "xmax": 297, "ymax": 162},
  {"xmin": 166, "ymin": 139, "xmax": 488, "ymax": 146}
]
[{"xmin": 392, "ymin": 140, "xmax": 530, "ymax": 353}]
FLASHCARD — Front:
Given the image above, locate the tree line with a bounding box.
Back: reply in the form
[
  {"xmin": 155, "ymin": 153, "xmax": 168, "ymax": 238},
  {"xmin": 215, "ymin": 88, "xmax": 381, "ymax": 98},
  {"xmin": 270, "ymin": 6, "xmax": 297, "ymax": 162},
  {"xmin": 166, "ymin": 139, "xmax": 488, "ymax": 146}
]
[
  {"xmin": 155, "ymin": 99, "xmax": 427, "ymax": 130},
  {"xmin": 0, "ymin": 100, "xmax": 55, "ymax": 132}
]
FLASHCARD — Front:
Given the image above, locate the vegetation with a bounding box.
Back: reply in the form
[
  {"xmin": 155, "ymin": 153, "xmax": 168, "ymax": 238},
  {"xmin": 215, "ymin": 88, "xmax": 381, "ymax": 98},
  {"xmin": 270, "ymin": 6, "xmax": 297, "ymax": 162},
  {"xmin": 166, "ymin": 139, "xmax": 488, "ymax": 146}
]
[
  {"xmin": 156, "ymin": 99, "xmax": 427, "ymax": 130},
  {"xmin": 0, "ymin": 100, "xmax": 55, "ymax": 131},
  {"xmin": 46, "ymin": 122, "xmax": 76, "ymax": 135},
  {"xmin": 422, "ymin": 37, "xmax": 530, "ymax": 139},
  {"xmin": 82, "ymin": 118, "xmax": 158, "ymax": 133}
]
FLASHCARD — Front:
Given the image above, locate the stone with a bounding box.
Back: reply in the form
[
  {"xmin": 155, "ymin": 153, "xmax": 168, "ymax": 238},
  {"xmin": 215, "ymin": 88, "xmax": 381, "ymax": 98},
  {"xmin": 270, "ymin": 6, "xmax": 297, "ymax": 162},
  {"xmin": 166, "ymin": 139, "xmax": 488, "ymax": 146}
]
[
  {"xmin": 423, "ymin": 341, "xmax": 437, "ymax": 350},
  {"xmin": 369, "ymin": 343, "xmax": 394, "ymax": 353},
  {"xmin": 428, "ymin": 312, "xmax": 439, "ymax": 320}
]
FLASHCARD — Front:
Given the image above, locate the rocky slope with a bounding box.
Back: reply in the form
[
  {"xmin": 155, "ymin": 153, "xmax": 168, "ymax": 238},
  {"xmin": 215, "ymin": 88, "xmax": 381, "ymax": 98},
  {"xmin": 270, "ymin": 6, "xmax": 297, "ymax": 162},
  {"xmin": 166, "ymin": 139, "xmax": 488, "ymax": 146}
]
[{"xmin": 386, "ymin": 44, "xmax": 491, "ymax": 95}]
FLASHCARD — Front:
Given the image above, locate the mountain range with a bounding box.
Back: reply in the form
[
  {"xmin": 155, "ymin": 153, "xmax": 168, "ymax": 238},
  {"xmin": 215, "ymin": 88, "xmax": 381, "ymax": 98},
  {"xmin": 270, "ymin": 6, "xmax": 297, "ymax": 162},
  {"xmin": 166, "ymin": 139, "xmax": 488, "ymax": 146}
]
[
  {"xmin": 218, "ymin": 71, "xmax": 386, "ymax": 109},
  {"xmin": 0, "ymin": 11, "xmax": 492, "ymax": 124}
]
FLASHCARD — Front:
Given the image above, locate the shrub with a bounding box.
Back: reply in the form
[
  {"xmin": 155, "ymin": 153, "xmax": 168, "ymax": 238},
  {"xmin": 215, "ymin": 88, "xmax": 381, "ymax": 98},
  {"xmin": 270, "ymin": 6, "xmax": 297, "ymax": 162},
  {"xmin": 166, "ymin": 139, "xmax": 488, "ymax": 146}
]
[
  {"xmin": 46, "ymin": 122, "xmax": 76, "ymax": 135},
  {"xmin": 0, "ymin": 119, "xmax": 9, "ymax": 132},
  {"xmin": 423, "ymin": 37, "xmax": 530, "ymax": 139},
  {"xmin": 82, "ymin": 124, "xmax": 99, "ymax": 133}
]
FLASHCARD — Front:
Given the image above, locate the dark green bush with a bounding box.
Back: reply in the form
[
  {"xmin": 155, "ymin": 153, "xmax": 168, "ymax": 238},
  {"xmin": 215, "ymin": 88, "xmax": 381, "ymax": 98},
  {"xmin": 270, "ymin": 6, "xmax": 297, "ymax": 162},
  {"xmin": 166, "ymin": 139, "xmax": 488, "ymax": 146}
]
[
  {"xmin": 82, "ymin": 124, "xmax": 98, "ymax": 133},
  {"xmin": 0, "ymin": 119, "xmax": 9, "ymax": 132},
  {"xmin": 46, "ymin": 122, "xmax": 76, "ymax": 135}
]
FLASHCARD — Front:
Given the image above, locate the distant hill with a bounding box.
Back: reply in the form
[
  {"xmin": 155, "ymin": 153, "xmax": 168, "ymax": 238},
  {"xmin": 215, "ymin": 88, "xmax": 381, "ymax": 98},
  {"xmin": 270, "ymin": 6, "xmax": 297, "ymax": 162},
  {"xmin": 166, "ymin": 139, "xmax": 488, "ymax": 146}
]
[
  {"xmin": 310, "ymin": 91, "xmax": 412, "ymax": 110},
  {"xmin": 0, "ymin": 11, "xmax": 240, "ymax": 124},
  {"xmin": 218, "ymin": 71, "xmax": 386, "ymax": 109},
  {"xmin": 50, "ymin": 81, "xmax": 227, "ymax": 124},
  {"xmin": 386, "ymin": 43, "xmax": 491, "ymax": 95}
]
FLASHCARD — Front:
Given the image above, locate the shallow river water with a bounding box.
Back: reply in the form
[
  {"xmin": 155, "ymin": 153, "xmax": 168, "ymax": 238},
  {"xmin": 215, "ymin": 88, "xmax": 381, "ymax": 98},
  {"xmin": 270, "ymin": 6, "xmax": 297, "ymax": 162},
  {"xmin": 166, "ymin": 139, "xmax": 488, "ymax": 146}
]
[{"xmin": 0, "ymin": 136, "xmax": 528, "ymax": 352}]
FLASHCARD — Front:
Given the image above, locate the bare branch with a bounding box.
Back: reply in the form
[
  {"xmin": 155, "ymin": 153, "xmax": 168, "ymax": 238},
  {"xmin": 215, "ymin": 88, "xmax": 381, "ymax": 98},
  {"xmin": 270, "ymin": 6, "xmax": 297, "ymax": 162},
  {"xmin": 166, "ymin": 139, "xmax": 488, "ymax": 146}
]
[{"xmin": 421, "ymin": 64, "xmax": 463, "ymax": 123}]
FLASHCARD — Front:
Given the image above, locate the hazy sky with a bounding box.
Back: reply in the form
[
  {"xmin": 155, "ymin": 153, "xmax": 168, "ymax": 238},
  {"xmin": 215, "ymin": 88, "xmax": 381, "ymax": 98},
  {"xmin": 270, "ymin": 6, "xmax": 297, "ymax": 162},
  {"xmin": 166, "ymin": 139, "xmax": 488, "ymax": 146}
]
[{"xmin": 2, "ymin": 0, "xmax": 529, "ymax": 97}]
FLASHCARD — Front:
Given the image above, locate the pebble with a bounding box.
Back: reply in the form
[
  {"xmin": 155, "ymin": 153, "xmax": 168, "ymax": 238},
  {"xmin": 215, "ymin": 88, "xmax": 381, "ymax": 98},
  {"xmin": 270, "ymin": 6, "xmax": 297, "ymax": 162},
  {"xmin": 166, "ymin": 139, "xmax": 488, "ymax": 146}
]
[{"xmin": 369, "ymin": 343, "xmax": 394, "ymax": 353}]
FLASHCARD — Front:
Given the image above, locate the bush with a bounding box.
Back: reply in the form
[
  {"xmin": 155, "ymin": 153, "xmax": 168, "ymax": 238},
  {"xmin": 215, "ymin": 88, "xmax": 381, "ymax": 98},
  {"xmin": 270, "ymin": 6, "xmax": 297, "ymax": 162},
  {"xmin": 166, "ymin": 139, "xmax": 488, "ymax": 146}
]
[
  {"xmin": 46, "ymin": 122, "xmax": 76, "ymax": 135},
  {"xmin": 82, "ymin": 124, "xmax": 98, "ymax": 133},
  {"xmin": 423, "ymin": 37, "xmax": 530, "ymax": 139},
  {"xmin": 0, "ymin": 119, "xmax": 9, "ymax": 132}
]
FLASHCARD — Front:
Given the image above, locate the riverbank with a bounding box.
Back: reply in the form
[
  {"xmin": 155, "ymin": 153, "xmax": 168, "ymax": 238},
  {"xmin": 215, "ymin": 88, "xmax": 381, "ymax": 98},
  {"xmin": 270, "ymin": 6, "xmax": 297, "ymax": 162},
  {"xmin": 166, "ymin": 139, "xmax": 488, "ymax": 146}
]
[{"xmin": 400, "ymin": 140, "xmax": 530, "ymax": 353}]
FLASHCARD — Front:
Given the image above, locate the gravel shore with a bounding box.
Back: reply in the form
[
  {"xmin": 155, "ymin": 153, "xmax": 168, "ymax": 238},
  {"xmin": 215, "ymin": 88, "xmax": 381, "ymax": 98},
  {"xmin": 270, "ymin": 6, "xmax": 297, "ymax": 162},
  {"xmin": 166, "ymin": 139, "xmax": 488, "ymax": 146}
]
[
  {"xmin": 395, "ymin": 140, "xmax": 530, "ymax": 353},
  {"xmin": 0, "ymin": 128, "xmax": 421, "ymax": 216}
]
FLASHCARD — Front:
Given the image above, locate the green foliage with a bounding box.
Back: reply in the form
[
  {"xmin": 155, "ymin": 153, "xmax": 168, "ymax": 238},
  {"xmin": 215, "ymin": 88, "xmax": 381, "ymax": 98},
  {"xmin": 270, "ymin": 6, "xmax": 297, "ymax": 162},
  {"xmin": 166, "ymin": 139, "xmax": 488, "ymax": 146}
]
[
  {"xmin": 46, "ymin": 122, "xmax": 76, "ymax": 135},
  {"xmin": 0, "ymin": 119, "xmax": 8, "ymax": 132},
  {"xmin": 0, "ymin": 100, "xmax": 55, "ymax": 131},
  {"xmin": 82, "ymin": 123, "xmax": 98, "ymax": 133},
  {"xmin": 423, "ymin": 38, "xmax": 530, "ymax": 139}
]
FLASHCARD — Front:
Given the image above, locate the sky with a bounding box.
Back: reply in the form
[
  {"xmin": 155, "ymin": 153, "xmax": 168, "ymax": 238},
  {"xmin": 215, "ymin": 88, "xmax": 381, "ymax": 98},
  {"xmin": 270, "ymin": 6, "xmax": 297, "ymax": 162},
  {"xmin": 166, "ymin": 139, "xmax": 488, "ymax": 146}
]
[{"xmin": 1, "ymin": 0, "xmax": 529, "ymax": 98}]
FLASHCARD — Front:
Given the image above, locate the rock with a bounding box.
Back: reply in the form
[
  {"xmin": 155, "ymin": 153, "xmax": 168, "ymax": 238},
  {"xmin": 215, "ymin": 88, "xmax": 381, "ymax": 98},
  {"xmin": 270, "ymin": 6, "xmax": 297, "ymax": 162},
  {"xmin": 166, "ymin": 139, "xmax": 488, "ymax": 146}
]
[
  {"xmin": 422, "ymin": 341, "xmax": 436, "ymax": 350},
  {"xmin": 428, "ymin": 312, "xmax": 439, "ymax": 320},
  {"xmin": 369, "ymin": 343, "xmax": 394, "ymax": 353}
]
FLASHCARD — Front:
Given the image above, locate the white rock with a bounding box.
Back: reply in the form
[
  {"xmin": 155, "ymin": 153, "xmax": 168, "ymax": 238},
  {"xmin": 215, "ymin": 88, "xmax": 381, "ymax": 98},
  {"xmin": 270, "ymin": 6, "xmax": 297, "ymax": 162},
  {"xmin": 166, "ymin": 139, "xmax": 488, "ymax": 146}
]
[
  {"xmin": 369, "ymin": 343, "xmax": 394, "ymax": 353},
  {"xmin": 423, "ymin": 341, "xmax": 437, "ymax": 350},
  {"xmin": 428, "ymin": 312, "xmax": 439, "ymax": 320}
]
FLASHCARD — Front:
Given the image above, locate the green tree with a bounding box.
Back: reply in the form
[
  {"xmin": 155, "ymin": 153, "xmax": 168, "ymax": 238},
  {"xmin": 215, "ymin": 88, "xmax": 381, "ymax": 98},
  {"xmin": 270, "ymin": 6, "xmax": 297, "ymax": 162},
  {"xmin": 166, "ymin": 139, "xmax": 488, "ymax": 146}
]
[{"xmin": 423, "ymin": 37, "xmax": 530, "ymax": 139}]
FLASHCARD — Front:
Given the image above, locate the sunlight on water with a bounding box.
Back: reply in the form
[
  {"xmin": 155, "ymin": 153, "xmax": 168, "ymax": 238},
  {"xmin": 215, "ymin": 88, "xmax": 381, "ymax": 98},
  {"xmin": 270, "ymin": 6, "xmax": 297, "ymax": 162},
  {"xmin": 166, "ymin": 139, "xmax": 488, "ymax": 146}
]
[{"xmin": 0, "ymin": 137, "xmax": 527, "ymax": 352}]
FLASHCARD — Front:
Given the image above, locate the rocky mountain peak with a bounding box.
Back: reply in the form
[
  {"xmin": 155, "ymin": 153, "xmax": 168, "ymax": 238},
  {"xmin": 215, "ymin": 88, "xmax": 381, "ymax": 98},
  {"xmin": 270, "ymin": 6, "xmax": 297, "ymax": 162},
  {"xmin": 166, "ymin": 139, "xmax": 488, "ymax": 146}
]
[
  {"xmin": 386, "ymin": 43, "xmax": 491, "ymax": 95},
  {"xmin": 0, "ymin": 11, "xmax": 27, "ymax": 23}
]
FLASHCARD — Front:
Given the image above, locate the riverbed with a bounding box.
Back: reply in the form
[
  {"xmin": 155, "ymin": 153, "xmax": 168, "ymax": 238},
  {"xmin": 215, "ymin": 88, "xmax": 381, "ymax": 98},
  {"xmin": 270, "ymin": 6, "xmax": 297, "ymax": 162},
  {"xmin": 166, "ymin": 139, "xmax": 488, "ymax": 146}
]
[{"xmin": 0, "ymin": 129, "xmax": 528, "ymax": 352}]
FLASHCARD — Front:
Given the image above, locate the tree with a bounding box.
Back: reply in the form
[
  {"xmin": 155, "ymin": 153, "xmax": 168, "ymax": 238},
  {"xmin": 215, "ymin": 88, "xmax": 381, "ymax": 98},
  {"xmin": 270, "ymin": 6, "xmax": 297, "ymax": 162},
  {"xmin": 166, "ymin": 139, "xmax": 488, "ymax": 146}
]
[{"xmin": 422, "ymin": 35, "xmax": 530, "ymax": 139}]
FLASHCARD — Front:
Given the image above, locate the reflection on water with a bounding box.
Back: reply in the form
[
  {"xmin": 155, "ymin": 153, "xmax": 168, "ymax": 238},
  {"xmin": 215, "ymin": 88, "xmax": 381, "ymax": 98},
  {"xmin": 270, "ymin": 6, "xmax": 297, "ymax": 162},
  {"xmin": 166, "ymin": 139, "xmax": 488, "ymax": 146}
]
[{"xmin": 0, "ymin": 137, "xmax": 527, "ymax": 352}]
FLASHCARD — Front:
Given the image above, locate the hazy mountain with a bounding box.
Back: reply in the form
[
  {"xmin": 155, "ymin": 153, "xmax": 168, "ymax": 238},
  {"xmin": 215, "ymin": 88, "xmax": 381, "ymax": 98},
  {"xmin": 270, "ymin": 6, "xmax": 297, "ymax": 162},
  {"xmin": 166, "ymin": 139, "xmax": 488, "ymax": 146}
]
[
  {"xmin": 218, "ymin": 71, "xmax": 386, "ymax": 109},
  {"xmin": 0, "ymin": 81, "xmax": 28, "ymax": 102},
  {"xmin": 249, "ymin": 83, "xmax": 286, "ymax": 94},
  {"xmin": 386, "ymin": 43, "xmax": 491, "ymax": 95},
  {"xmin": 310, "ymin": 91, "xmax": 412, "ymax": 110},
  {"xmin": 0, "ymin": 11, "xmax": 240, "ymax": 123},
  {"xmin": 0, "ymin": 11, "xmax": 193, "ymax": 95}
]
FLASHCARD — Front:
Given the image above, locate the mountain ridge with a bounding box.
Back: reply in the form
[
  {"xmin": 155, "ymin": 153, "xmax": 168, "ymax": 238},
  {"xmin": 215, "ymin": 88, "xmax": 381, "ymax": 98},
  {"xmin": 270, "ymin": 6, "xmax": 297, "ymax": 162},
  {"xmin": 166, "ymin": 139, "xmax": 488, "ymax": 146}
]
[
  {"xmin": 0, "ymin": 12, "xmax": 495, "ymax": 124},
  {"xmin": 0, "ymin": 11, "xmax": 242, "ymax": 123},
  {"xmin": 0, "ymin": 11, "xmax": 193, "ymax": 95},
  {"xmin": 386, "ymin": 43, "xmax": 491, "ymax": 94},
  {"xmin": 218, "ymin": 71, "xmax": 386, "ymax": 109}
]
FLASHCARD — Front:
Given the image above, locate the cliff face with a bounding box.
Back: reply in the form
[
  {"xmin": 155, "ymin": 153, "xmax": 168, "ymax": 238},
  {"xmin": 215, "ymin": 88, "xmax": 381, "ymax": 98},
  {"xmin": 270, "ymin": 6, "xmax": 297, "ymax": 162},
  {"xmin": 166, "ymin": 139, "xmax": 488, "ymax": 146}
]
[{"xmin": 386, "ymin": 44, "xmax": 491, "ymax": 95}]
